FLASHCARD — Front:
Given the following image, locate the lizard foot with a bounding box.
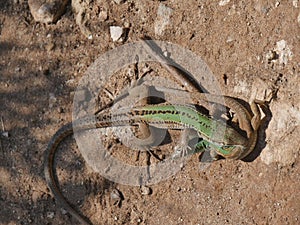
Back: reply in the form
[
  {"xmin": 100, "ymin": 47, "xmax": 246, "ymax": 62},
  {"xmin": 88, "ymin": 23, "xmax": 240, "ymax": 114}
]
[{"xmin": 171, "ymin": 144, "xmax": 193, "ymax": 159}]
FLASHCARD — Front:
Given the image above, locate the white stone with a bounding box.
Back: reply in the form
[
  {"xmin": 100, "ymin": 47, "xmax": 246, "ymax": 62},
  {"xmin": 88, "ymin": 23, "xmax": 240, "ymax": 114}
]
[
  {"xmin": 292, "ymin": 0, "xmax": 298, "ymax": 7},
  {"xmin": 219, "ymin": 0, "xmax": 230, "ymax": 6},
  {"xmin": 99, "ymin": 9, "xmax": 108, "ymax": 21},
  {"xmin": 140, "ymin": 186, "xmax": 151, "ymax": 195},
  {"xmin": 49, "ymin": 93, "xmax": 57, "ymax": 108},
  {"xmin": 260, "ymin": 102, "xmax": 300, "ymax": 166},
  {"xmin": 154, "ymin": 4, "xmax": 173, "ymax": 36},
  {"xmin": 113, "ymin": 0, "xmax": 125, "ymax": 4},
  {"xmin": 275, "ymin": 40, "xmax": 293, "ymax": 65},
  {"xmin": 110, "ymin": 26, "xmax": 124, "ymax": 42}
]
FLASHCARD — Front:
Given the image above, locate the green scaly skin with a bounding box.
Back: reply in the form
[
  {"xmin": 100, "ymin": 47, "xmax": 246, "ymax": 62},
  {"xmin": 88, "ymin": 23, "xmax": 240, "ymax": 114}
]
[{"xmin": 133, "ymin": 104, "xmax": 248, "ymax": 157}]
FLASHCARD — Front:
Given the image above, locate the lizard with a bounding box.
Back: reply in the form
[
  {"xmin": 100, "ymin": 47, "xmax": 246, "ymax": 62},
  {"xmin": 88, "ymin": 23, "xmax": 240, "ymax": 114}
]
[
  {"xmin": 44, "ymin": 100, "xmax": 256, "ymax": 225},
  {"xmin": 44, "ymin": 38, "xmax": 264, "ymax": 224}
]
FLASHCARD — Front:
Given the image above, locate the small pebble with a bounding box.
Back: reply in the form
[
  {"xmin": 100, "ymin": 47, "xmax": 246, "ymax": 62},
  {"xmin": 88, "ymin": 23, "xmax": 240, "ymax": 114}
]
[
  {"xmin": 113, "ymin": 0, "xmax": 125, "ymax": 4},
  {"xmin": 49, "ymin": 93, "xmax": 57, "ymax": 108},
  {"xmin": 154, "ymin": 3, "xmax": 173, "ymax": 36},
  {"xmin": 28, "ymin": 0, "xmax": 68, "ymax": 23},
  {"xmin": 1, "ymin": 132, "xmax": 9, "ymax": 138},
  {"xmin": 123, "ymin": 21, "xmax": 130, "ymax": 28},
  {"xmin": 219, "ymin": 0, "xmax": 230, "ymax": 6},
  {"xmin": 292, "ymin": 0, "xmax": 298, "ymax": 7},
  {"xmin": 163, "ymin": 50, "xmax": 170, "ymax": 58},
  {"xmin": 226, "ymin": 36, "xmax": 234, "ymax": 43},
  {"xmin": 110, "ymin": 189, "xmax": 123, "ymax": 206},
  {"xmin": 265, "ymin": 50, "xmax": 278, "ymax": 62},
  {"xmin": 110, "ymin": 26, "xmax": 124, "ymax": 42},
  {"xmin": 99, "ymin": 9, "xmax": 108, "ymax": 21},
  {"xmin": 46, "ymin": 211, "xmax": 55, "ymax": 219},
  {"xmin": 140, "ymin": 186, "xmax": 152, "ymax": 195},
  {"xmin": 275, "ymin": 40, "xmax": 293, "ymax": 65}
]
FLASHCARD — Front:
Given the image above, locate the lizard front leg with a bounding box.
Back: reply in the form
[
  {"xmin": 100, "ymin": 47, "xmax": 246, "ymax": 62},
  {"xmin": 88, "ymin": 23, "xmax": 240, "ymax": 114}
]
[{"xmin": 171, "ymin": 128, "xmax": 199, "ymax": 158}]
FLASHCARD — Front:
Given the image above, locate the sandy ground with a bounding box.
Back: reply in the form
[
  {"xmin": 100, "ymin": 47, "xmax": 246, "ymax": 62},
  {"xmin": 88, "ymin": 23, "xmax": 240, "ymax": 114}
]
[{"xmin": 1, "ymin": 0, "xmax": 300, "ymax": 224}]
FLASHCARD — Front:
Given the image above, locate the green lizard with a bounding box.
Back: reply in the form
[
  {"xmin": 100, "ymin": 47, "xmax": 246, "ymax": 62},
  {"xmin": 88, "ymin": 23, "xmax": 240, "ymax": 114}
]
[
  {"xmin": 44, "ymin": 38, "xmax": 264, "ymax": 224},
  {"xmin": 45, "ymin": 101, "xmax": 253, "ymax": 225}
]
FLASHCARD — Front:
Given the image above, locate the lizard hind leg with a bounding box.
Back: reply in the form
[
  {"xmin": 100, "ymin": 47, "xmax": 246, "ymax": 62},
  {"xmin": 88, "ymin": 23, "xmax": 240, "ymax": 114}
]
[
  {"xmin": 127, "ymin": 84, "xmax": 169, "ymax": 163},
  {"xmin": 194, "ymin": 139, "xmax": 221, "ymax": 161},
  {"xmin": 194, "ymin": 139, "xmax": 217, "ymax": 171}
]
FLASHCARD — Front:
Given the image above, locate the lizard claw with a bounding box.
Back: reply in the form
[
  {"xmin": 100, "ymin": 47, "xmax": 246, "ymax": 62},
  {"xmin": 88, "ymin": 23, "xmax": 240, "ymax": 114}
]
[{"xmin": 171, "ymin": 144, "xmax": 192, "ymax": 159}]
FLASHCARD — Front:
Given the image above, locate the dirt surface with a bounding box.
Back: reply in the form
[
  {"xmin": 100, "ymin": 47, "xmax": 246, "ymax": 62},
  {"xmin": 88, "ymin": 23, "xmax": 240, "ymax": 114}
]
[{"xmin": 1, "ymin": 0, "xmax": 300, "ymax": 224}]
